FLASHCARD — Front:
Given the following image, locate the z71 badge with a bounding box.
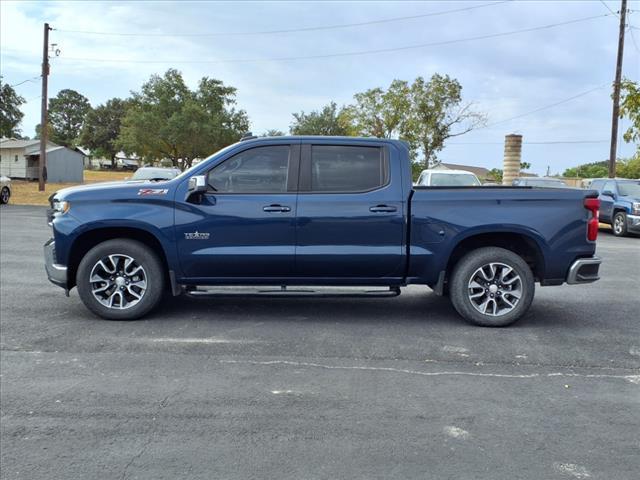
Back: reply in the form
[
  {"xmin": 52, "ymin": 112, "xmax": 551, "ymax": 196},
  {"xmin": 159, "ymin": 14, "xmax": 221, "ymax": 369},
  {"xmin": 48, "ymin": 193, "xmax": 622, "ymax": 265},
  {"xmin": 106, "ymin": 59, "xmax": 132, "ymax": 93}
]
[
  {"xmin": 138, "ymin": 188, "xmax": 169, "ymax": 196},
  {"xmin": 184, "ymin": 231, "xmax": 210, "ymax": 240}
]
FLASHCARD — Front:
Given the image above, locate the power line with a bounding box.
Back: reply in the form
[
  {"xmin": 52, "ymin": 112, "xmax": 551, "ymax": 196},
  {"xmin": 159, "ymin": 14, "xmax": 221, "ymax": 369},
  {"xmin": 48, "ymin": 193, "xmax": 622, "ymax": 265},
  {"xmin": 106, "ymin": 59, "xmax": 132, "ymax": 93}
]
[
  {"xmin": 58, "ymin": 13, "xmax": 611, "ymax": 65},
  {"xmin": 55, "ymin": 1, "xmax": 510, "ymax": 37},
  {"xmin": 448, "ymin": 140, "xmax": 609, "ymax": 145},
  {"xmin": 7, "ymin": 76, "xmax": 41, "ymax": 88},
  {"xmin": 599, "ymin": 0, "xmax": 618, "ymax": 16},
  {"xmin": 629, "ymin": 25, "xmax": 640, "ymax": 53},
  {"xmin": 481, "ymin": 83, "xmax": 609, "ymax": 129}
]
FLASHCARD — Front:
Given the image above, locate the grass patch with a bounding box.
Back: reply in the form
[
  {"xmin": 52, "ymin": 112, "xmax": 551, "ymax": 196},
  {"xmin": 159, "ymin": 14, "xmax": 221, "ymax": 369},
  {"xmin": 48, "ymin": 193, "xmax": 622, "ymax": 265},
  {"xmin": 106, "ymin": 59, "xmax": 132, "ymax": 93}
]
[{"xmin": 8, "ymin": 170, "xmax": 130, "ymax": 206}]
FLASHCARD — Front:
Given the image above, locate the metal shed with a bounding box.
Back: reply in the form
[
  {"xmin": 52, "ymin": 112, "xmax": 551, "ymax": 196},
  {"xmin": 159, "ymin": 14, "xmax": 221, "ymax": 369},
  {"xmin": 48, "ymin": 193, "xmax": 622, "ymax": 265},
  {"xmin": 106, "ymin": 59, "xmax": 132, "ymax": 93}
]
[{"xmin": 42, "ymin": 146, "xmax": 85, "ymax": 183}]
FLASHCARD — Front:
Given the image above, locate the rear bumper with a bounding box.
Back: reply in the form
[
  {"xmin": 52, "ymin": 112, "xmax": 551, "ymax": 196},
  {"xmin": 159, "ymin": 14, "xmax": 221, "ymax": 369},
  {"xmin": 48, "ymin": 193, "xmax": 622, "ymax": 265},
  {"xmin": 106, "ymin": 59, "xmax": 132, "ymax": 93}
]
[
  {"xmin": 627, "ymin": 214, "xmax": 640, "ymax": 234},
  {"xmin": 44, "ymin": 239, "xmax": 67, "ymax": 288},
  {"xmin": 566, "ymin": 256, "xmax": 601, "ymax": 285}
]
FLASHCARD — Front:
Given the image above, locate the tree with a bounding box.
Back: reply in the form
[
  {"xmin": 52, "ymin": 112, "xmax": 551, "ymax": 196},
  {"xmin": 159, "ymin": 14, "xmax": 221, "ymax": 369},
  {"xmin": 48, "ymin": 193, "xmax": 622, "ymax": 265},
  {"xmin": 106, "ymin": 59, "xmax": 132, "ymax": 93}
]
[
  {"xmin": 405, "ymin": 74, "xmax": 486, "ymax": 169},
  {"xmin": 349, "ymin": 80, "xmax": 412, "ymax": 139},
  {"xmin": 520, "ymin": 161, "xmax": 531, "ymax": 171},
  {"xmin": 118, "ymin": 69, "xmax": 249, "ymax": 169},
  {"xmin": 79, "ymin": 98, "xmax": 130, "ymax": 168},
  {"xmin": 488, "ymin": 168, "xmax": 503, "ymax": 183},
  {"xmin": 619, "ymin": 78, "xmax": 640, "ymax": 155},
  {"xmin": 0, "ymin": 76, "xmax": 26, "ymax": 138},
  {"xmin": 290, "ymin": 102, "xmax": 355, "ymax": 136},
  {"xmin": 261, "ymin": 129, "xmax": 285, "ymax": 137},
  {"xmin": 562, "ymin": 159, "xmax": 640, "ymax": 179},
  {"xmin": 48, "ymin": 89, "xmax": 91, "ymax": 146}
]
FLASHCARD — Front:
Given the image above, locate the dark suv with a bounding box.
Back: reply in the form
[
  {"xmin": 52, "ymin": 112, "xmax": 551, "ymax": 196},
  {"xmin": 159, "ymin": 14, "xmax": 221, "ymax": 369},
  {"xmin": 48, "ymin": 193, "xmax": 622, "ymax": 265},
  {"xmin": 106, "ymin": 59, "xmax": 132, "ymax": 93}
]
[{"xmin": 589, "ymin": 179, "xmax": 640, "ymax": 237}]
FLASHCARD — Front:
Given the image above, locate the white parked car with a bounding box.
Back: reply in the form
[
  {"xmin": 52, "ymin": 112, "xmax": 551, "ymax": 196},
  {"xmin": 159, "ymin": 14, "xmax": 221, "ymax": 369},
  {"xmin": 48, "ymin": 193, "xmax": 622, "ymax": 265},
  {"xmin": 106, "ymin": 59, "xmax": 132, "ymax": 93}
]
[
  {"xmin": 416, "ymin": 169, "xmax": 481, "ymax": 187},
  {"xmin": 0, "ymin": 175, "xmax": 11, "ymax": 204}
]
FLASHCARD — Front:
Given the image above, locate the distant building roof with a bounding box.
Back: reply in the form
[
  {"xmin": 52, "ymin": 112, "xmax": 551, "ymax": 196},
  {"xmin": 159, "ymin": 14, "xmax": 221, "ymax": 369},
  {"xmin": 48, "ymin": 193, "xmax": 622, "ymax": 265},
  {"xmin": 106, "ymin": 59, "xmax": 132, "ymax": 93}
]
[{"xmin": 0, "ymin": 138, "xmax": 41, "ymax": 149}]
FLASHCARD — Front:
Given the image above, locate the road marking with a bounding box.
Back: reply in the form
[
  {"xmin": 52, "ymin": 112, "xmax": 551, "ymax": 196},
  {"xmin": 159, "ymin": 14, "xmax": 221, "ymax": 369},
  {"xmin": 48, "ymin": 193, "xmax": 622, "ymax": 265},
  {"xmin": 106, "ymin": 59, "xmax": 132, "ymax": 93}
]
[
  {"xmin": 443, "ymin": 426, "xmax": 470, "ymax": 439},
  {"xmin": 443, "ymin": 345, "xmax": 469, "ymax": 357},
  {"xmin": 220, "ymin": 359, "xmax": 640, "ymax": 384},
  {"xmin": 630, "ymin": 346, "xmax": 640, "ymax": 357},
  {"xmin": 271, "ymin": 390, "xmax": 302, "ymax": 395},
  {"xmin": 553, "ymin": 462, "xmax": 591, "ymax": 478},
  {"xmin": 148, "ymin": 337, "xmax": 256, "ymax": 344}
]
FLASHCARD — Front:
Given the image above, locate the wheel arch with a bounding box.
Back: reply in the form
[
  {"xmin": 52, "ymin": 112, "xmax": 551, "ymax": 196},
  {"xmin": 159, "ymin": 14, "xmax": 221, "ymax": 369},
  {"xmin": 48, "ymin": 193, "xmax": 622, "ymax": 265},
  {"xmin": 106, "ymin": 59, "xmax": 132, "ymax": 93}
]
[
  {"xmin": 67, "ymin": 227, "xmax": 170, "ymax": 290},
  {"xmin": 445, "ymin": 231, "xmax": 546, "ymax": 285}
]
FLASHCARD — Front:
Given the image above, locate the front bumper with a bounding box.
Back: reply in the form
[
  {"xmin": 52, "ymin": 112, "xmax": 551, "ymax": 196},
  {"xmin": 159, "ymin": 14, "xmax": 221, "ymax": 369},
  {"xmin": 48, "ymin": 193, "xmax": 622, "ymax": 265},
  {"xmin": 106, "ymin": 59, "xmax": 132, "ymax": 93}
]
[
  {"xmin": 44, "ymin": 239, "xmax": 67, "ymax": 289},
  {"xmin": 627, "ymin": 213, "xmax": 640, "ymax": 234},
  {"xmin": 566, "ymin": 256, "xmax": 601, "ymax": 285}
]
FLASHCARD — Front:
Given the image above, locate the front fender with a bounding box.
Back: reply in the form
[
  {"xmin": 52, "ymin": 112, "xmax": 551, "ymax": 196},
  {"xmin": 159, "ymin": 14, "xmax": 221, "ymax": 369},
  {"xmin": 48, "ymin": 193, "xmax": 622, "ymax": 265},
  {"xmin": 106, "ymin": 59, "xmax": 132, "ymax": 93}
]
[{"xmin": 52, "ymin": 198, "xmax": 179, "ymax": 274}]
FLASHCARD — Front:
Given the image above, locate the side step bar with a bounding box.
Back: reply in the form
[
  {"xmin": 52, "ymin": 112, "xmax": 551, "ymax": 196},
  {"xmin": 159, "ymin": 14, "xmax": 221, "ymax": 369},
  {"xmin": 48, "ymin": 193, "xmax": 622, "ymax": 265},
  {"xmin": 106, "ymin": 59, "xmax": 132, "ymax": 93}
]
[{"xmin": 185, "ymin": 285, "xmax": 401, "ymax": 298}]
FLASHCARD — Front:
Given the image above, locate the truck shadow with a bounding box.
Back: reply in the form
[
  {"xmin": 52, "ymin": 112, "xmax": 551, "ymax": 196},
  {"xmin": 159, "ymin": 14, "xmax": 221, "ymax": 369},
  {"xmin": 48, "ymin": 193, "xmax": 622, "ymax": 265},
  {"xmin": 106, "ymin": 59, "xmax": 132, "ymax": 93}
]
[{"xmin": 152, "ymin": 291, "xmax": 576, "ymax": 328}]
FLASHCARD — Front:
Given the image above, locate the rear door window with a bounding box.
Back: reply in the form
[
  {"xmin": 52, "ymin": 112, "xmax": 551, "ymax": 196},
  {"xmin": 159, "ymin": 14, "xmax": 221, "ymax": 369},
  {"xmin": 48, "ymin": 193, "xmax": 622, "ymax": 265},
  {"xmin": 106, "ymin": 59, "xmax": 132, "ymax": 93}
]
[{"xmin": 308, "ymin": 145, "xmax": 387, "ymax": 193}]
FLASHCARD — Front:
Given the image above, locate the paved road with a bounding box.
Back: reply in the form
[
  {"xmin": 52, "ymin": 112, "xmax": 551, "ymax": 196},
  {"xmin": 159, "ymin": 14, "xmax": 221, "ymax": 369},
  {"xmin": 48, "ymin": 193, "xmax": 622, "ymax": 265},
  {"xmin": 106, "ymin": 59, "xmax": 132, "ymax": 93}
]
[{"xmin": 1, "ymin": 205, "xmax": 639, "ymax": 480}]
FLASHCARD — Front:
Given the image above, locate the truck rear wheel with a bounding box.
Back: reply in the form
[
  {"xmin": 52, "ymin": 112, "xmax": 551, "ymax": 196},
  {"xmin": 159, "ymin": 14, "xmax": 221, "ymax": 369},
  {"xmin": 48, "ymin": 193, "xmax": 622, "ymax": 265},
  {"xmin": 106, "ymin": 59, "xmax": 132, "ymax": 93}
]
[
  {"xmin": 449, "ymin": 247, "xmax": 535, "ymax": 327},
  {"xmin": 76, "ymin": 239, "xmax": 165, "ymax": 320}
]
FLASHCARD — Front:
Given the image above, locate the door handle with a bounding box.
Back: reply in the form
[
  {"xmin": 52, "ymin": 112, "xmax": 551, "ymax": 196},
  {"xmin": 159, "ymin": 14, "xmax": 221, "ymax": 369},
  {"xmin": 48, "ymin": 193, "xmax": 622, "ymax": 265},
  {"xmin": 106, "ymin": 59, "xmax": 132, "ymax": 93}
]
[
  {"xmin": 369, "ymin": 205, "xmax": 397, "ymax": 213},
  {"xmin": 263, "ymin": 204, "xmax": 291, "ymax": 213}
]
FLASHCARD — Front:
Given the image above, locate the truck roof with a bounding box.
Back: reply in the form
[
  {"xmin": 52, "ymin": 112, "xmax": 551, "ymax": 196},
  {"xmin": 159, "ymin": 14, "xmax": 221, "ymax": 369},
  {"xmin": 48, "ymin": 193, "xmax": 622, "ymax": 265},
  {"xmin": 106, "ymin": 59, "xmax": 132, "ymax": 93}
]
[{"xmin": 240, "ymin": 135, "xmax": 408, "ymax": 147}]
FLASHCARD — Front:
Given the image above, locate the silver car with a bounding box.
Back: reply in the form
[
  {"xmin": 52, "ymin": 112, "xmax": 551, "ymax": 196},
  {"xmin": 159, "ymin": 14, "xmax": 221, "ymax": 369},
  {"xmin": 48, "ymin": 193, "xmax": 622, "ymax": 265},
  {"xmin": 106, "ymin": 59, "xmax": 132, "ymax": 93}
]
[{"xmin": 0, "ymin": 175, "xmax": 11, "ymax": 204}]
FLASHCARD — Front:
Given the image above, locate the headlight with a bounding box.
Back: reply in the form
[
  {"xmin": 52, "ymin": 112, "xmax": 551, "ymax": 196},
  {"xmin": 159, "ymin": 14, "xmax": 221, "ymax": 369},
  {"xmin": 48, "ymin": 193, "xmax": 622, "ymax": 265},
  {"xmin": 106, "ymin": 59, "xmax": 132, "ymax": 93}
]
[
  {"xmin": 633, "ymin": 202, "xmax": 640, "ymax": 215},
  {"xmin": 52, "ymin": 200, "xmax": 70, "ymax": 214}
]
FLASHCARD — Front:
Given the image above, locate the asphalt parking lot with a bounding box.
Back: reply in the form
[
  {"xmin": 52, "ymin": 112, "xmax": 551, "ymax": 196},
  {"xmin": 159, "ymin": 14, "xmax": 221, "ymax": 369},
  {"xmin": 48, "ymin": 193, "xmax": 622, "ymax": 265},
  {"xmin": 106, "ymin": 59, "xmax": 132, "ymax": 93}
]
[{"xmin": 1, "ymin": 204, "xmax": 639, "ymax": 480}]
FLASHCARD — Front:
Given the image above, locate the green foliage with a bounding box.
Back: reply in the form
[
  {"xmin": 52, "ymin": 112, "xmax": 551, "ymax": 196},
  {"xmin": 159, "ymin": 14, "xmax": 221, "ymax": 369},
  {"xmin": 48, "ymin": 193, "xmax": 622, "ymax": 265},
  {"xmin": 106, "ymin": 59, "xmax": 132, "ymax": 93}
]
[
  {"xmin": 349, "ymin": 79, "xmax": 412, "ymax": 139},
  {"xmin": 290, "ymin": 75, "xmax": 484, "ymax": 168},
  {"xmin": 79, "ymin": 98, "xmax": 130, "ymax": 167},
  {"xmin": 562, "ymin": 158, "xmax": 640, "ymax": 179},
  {"xmin": 619, "ymin": 78, "xmax": 639, "ymax": 153},
  {"xmin": 48, "ymin": 89, "xmax": 92, "ymax": 146},
  {"xmin": 261, "ymin": 129, "xmax": 285, "ymax": 137},
  {"xmin": 0, "ymin": 76, "xmax": 26, "ymax": 138},
  {"xmin": 563, "ymin": 161, "xmax": 609, "ymax": 179},
  {"xmin": 117, "ymin": 69, "xmax": 249, "ymax": 169},
  {"xmin": 290, "ymin": 102, "xmax": 355, "ymax": 136},
  {"xmin": 488, "ymin": 168, "xmax": 503, "ymax": 183},
  {"xmin": 616, "ymin": 156, "xmax": 640, "ymax": 179},
  {"xmin": 520, "ymin": 161, "xmax": 531, "ymax": 171}
]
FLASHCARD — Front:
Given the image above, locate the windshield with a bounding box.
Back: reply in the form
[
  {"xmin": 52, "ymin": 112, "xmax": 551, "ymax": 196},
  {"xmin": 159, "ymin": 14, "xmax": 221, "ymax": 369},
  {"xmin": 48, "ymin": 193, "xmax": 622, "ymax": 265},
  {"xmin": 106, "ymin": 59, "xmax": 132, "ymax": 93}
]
[
  {"xmin": 131, "ymin": 168, "xmax": 178, "ymax": 180},
  {"xmin": 174, "ymin": 142, "xmax": 242, "ymax": 181},
  {"xmin": 618, "ymin": 182, "xmax": 640, "ymax": 197},
  {"xmin": 430, "ymin": 173, "xmax": 480, "ymax": 186}
]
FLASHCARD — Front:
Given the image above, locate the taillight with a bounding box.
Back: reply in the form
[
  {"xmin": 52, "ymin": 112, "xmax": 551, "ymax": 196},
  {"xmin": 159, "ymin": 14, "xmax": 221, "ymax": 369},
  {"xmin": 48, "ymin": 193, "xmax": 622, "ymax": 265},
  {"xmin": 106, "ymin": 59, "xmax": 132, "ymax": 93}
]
[{"xmin": 584, "ymin": 197, "xmax": 600, "ymax": 241}]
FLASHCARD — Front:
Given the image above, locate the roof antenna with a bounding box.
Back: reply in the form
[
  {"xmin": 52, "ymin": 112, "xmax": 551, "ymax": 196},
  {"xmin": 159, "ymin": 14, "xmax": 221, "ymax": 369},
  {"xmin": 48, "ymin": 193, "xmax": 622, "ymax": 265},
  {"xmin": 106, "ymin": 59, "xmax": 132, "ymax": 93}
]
[{"xmin": 240, "ymin": 132, "xmax": 257, "ymax": 142}]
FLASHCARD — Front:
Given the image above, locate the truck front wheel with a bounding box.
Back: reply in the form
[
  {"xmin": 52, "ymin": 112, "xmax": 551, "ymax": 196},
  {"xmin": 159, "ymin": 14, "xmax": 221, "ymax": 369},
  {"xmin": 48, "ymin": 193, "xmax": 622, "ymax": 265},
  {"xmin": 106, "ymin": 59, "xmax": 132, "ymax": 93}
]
[
  {"xmin": 76, "ymin": 239, "xmax": 165, "ymax": 320},
  {"xmin": 449, "ymin": 247, "xmax": 535, "ymax": 327}
]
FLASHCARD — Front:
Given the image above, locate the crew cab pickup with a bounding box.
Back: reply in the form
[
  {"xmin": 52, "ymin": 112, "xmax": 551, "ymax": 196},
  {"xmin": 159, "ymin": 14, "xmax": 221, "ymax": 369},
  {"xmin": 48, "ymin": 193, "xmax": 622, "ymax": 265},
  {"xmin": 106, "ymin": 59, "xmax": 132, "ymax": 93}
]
[{"xmin": 45, "ymin": 136, "xmax": 602, "ymax": 326}]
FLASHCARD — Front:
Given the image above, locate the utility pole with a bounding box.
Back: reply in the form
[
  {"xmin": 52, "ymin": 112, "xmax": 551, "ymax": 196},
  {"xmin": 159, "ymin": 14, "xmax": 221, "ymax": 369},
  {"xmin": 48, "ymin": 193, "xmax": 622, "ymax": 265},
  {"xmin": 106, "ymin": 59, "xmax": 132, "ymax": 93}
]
[
  {"xmin": 39, "ymin": 23, "xmax": 51, "ymax": 192},
  {"xmin": 608, "ymin": 0, "xmax": 627, "ymax": 179}
]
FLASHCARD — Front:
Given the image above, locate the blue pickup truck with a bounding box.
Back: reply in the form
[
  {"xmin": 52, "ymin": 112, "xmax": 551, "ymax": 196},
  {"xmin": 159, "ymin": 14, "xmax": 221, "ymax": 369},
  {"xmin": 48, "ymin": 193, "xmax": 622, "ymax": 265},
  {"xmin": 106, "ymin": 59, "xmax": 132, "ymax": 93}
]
[
  {"xmin": 45, "ymin": 136, "xmax": 602, "ymax": 327},
  {"xmin": 588, "ymin": 178, "xmax": 640, "ymax": 237}
]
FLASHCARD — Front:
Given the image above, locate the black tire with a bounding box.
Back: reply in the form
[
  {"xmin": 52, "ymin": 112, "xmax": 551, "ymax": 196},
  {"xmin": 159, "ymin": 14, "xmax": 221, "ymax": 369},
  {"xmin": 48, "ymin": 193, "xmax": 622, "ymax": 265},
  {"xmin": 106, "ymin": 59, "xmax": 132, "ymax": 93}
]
[
  {"xmin": 0, "ymin": 187, "xmax": 9, "ymax": 204},
  {"xmin": 612, "ymin": 211, "xmax": 628, "ymax": 237},
  {"xmin": 449, "ymin": 247, "xmax": 535, "ymax": 327},
  {"xmin": 76, "ymin": 239, "xmax": 165, "ymax": 320}
]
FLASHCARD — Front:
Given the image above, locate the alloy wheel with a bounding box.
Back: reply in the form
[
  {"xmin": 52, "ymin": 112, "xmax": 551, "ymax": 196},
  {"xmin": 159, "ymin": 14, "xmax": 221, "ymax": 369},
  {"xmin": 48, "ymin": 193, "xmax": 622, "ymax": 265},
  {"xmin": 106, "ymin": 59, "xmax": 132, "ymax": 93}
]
[
  {"xmin": 467, "ymin": 262, "xmax": 523, "ymax": 316},
  {"xmin": 89, "ymin": 254, "xmax": 147, "ymax": 309}
]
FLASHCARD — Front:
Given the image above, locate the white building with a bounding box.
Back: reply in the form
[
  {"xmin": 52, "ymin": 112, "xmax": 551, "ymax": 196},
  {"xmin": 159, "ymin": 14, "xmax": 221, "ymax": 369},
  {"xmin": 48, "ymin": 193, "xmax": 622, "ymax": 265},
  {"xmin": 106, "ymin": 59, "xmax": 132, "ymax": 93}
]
[{"xmin": 0, "ymin": 138, "xmax": 85, "ymax": 182}]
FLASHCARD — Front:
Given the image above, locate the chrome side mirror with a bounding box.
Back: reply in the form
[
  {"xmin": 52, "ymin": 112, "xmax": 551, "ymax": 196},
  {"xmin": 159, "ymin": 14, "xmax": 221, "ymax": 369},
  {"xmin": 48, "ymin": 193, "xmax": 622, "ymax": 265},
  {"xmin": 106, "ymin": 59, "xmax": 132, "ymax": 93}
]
[{"xmin": 188, "ymin": 175, "xmax": 207, "ymax": 194}]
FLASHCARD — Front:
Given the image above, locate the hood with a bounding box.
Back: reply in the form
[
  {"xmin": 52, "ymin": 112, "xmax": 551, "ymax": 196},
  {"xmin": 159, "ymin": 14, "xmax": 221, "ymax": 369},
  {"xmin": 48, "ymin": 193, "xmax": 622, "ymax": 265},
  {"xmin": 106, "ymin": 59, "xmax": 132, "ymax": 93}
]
[{"xmin": 53, "ymin": 179, "xmax": 176, "ymax": 201}]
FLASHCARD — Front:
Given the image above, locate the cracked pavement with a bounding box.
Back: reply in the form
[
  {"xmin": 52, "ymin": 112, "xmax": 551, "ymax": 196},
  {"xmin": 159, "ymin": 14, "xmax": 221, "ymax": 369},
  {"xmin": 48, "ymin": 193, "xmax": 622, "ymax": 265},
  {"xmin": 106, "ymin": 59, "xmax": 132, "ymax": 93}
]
[{"xmin": 1, "ymin": 205, "xmax": 639, "ymax": 479}]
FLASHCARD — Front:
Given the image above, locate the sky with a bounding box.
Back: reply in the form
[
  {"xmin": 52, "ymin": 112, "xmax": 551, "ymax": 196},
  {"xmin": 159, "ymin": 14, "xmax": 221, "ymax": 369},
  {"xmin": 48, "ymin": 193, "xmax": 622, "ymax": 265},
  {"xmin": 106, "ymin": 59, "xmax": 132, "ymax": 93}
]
[{"xmin": 1, "ymin": 0, "xmax": 639, "ymax": 175}]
